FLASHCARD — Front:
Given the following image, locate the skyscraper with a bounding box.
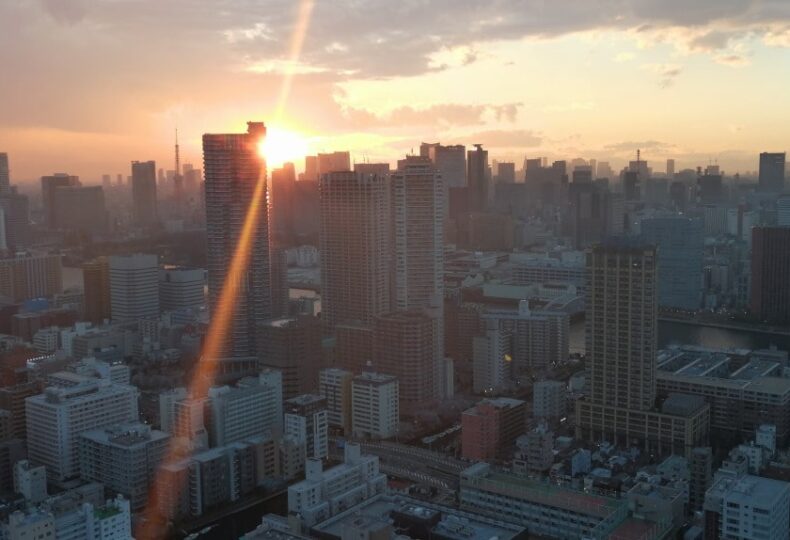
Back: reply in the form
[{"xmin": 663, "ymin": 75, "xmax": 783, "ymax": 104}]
[
  {"xmin": 641, "ymin": 216, "xmax": 704, "ymax": 311},
  {"xmin": 319, "ymin": 170, "xmax": 389, "ymax": 330},
  {"xmin": 420, "ymin": 142, "xmax": 466, "ymax": 187},
  {"xmin": 203, "ymin": 121, "xmax": 273, "ymax": 357},
  {"xmin": 83, "ymin": 256, "xmax": 111, "ymax": 324},
  {"xmin": 0, "ymin": 153, "xmax": 8, "ymax": 195},
  {"xmin": 467, "ymin": 144, "xmax": 489, "ymax": 212},
  {"xmin": 751, "ymin": 227, "xmax": 790, "ymax": 324},
  {"xmin": 40, "ymin": 173, "xmax": 80, "ymax": 228},
  {"xmin": 131, "ymin": 160, "xmax": 158, "ymax": 226},
  {"xmin": 257, "ymin": 315, "xmax": 323, "ymax": 400},
  {"xmin": 270, "ymin": 162, "xmax": 296, "ymax": 246},
  {"xmin": 109, "ymin": 254, "xmax": 160, "ymax": 323},
  {"xmin": 759, "ymin": 152, "xmax": 786, "ymax": 192}
]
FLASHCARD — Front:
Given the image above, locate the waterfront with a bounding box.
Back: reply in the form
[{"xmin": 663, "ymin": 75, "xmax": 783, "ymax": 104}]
[{"xmin": 570, "ymin": 319, "xmax": 790, "ymax": 354}]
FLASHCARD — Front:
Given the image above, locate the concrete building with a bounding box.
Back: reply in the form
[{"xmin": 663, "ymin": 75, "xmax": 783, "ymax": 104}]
[
  {"xmin": 82, "ymin": 257, "xmax": 111, "ymax": 324},
  {"xmin": 640, "ymin": 216, "xmax": 704, "ymax": 310},
  {"xmin": 461, "ymin": 398, "xmax": 526, "ymax": 461},
  {"xmin": 204, "ymin": 121, "xmax": 273, "ymax": 357},
  {"xmin": 109, "ymin": 253, "xmax": 159, "ymax": 323},
  {"xmin": 421, "ymin": 142, "xmax": 466, "ymax": 188},
  {"xmin": 131, "ymin": 160, "xmax": 158, "ymax": 226},
  {"xmin": 514, "ymin": 423, "xmax": 553, "ymax": 475},
  {"xmin": 206, "ymin": 371, "xmax": 283, "ymax": 447},
  {"xmin": 41, "ymin": 173, "xmax": 80, "ymax": 228},
  {"xmin": 533, "ymin": 380, "xmax": 566, "ymax": 420},
  {"xmin": 472, "ymin": 320, "xmax": 511, "ymax": 394},
  {"xmin": 25, "ymin": 381, "xmax": 139, "ymax": 484},
  {"xmin": 483, "ymin": 301, "xmax": 569, "ymax": 373},
  {"xmin": 758, "ymin": 152, "xmax": 785, "ymax": 192},
  {"xmin": 319, "ymin": 170, "xmax": 390, "ymax": 330},
  {"xmin": 318, "ymin": 368, "xmax": 353, "ymax": 435},
  {"xmin": 575, "ymin": 241, "xmax": 709, "ymax": 457},
  {"xmin": 51, "ymin": 185, "xmax": 107, "ymax": 233},
  {"xmin": 13, "ymin": 460, "xmax": 47, "ymax": 503},
  {"xmin": 690, "ymin": 447, "xmax": 713, "ymax": 512},
  {"xmin": 79, "ymin": 423, "xmax": 169, "ymax": 511},
  {"xmin": 751, "ymin": 227, "xmax": 790, "ymax": 324},
  {"xmin": 460, "ymin": 463, "xmax": 631, "ymax": 540},
  {"xmin": 316, "ymin": 151, "xmax": 351, "ymax": 177},
  {"xmin": 159, "ymin": 267, "xmax": 205, "ymax": 312},
  {"xmin": 284, "ymin": 394, "xmax": 328, "ymax": 461},
  {"xmin": 287, "ymin": 443, "xmax": 387, "ymax": 527},
  {"xmin": 0, "ymin": 251, "xmax": 62, "ymax": 303},
  {"xmin": 351, "ymin": 372, "xmax": 399, "ymax": 440},
  {"xmin": 257, "ymin": 316, "xmax": 322, "ymax": 400},
  {"xmin": 704, "ymin": 472, "xmax": 790, "ymax": 540},
  {"xmin": 467, "ymin": 144, "xmax": 489, "ymax": 212},
  {"xmin": 373, "ymin": 310, "xmax": 436, "ymax": 407}
]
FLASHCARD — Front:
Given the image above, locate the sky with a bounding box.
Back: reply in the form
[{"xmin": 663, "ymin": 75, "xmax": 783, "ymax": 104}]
[{"xmin": 0, "ymin": 0, "xmax": 789, "ymax": 183}]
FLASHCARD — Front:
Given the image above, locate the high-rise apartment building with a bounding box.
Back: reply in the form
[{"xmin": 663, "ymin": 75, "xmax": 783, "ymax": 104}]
[
  {"xmin": 641, "ymin": 216, "xmax": 704, "ymax": 311},
  {"xmin": 0, "ymin": 153, "xmax": 8, "ymax": 195},
  {"xmin": 131, "ymin": 160, "xmax": 158, "ymax": 226},
  {"xmin": 575, "ymin": 241, "xmax": 709, "ymax": 457},
  {"xmin": 203, "ymin": 121, "xmax": 273, "ymax": 357},
  {"xmin": 472, "ymin": 320, "xmax": 511, "ymax": 394},
  {"xmin": 751, "ymin": 227, "xmax": 790, "ymax": 323},
  {"xmin": 159, "ymin": 267, "xmax": 205, "ymax": 312},
  {"xmin": 351, "ymin": 372, "xmax": 399, "ymax": 440},
  {"xmin": 109, "ymin": 254, "xmax": 159, "ymax": 322},
  {"xmin": 25, "ymin": 381, "xmax": 139, "ymax": 483},
  {"xmin": 319, "ymin": 171, "xmax": 389, "ymax": 330},
  {"xmin": 41, "ymin": 173, "xmax": 80, "ymax": 228},
  {"xmin": 316, "ymin": 151, "xmax": 351, "ymax": 177},
  {"xmin": 758, "ymin": 152, "xmax": 786, "ymax": 192},
  {"xmin": 82, "ymin": 256, "xmax": 111, "ymax": 324},
  {"xmin": 373, "ymin": 310, "xmax": 436, "ymax": 406},
  {"xmin": 467, "ymin": 144, "xmax": 489, "ymax": 212}
]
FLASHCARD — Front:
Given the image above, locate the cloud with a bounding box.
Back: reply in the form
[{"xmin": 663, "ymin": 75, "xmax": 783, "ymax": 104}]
[
  {"xmin": 604, "ymin": 140, "xmax": 676, "ymax": 153},
  {"xmin": 614, "ymin": 52, "xmax": 636, "ymax": 62},
  {"xmin": 38, "ymin": 0, "xmax": 85, "ymax": 24},
  {"xmin": 714, "ymin": 54, "xmax": 750, "ymax": 67},
  {"xmin": 450, "ymin": 129, "xmax": 543, "ymax": 148},
  {"xmin": 642, "ymin": 63, "xmax": 683, "ymax": 88},
  {"xmin": 339, "ymin": 103, "xmax": 522, "ymax": 129}
]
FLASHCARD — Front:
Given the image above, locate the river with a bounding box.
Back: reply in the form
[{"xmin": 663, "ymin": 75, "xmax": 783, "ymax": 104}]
[{"xmin": 570, "ymin": 319, "xmax": 790, "ymax": 354}]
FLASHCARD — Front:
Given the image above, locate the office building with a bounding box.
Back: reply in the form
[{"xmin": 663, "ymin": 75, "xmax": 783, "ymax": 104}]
[
  {"xmin": 351, "ymin": 372, "xmax": 399, "ymax": 440},
  {"xmin": 52, "ymin": 185, "xmax": 107, "ymax": 233},
  {"xmin": 270, "ymin": 162, "xmax": 296, "ymax": 246},
  {"xmin": 319, "ymin": 368, "xmax": 354, "ymax": 435},
  {"xmin": 515, "ymin": 422, "xmax": 554, "ymax": 475},
  {"xmin": 109, "ymin": 253, "xmax": 159, "ymax": 322},
  {"xmin": 0, "ymin": 191, "xmax": 31, "ymax": 251},
  {"xmin": 287, "ymin": 443, "xmax": 387, "ymax": 527},
  {"xmin": 704, "ymin": 472, "xmax": 790, "ymax": 540},
  {"xmin": 0, "ymin": 251, "xmax": 62, "ymax": 303},
  {"xmin": 257, "ymin": 316, "xmax": 322, "ymax": 400},
  {"xmin": 317, "ymin": 151, "xmax": 351, "ymax": 177},
  {"xmin": 373, "ymin": 310, "xmax": 435, "ymax": 406},
  {"xmin": 82, "ymin": 257, "xmax": 111, "ymax": 324},
  {"xmin": 641, "ymin": 216, "xmax": 704, "ymax": 311},
  {"xmin": 131, "ymin": 160, "xmax": 158, "ymax": 226},
  {"xmin": 206, "ymin": 371, "xmax": 283, "ymax": 447},
  {"xmin": 496, "ymin": 162, "xmax": 516, "ymax": 183},
  {"xmin": 0, "ymin": 153, "xmax": 8, "ymax": 195},
  {"xmin": 13, "ymin": 460, "xmax": 47, "ymax": 503},
  {"xmin": 41, "ymin": 173, "xmax": 80, "ymax": 228},
  {"xmin": 751, "ymin": 227, "xmax": 790, "ymax": 323},
  {"xmin": 467, "ymin": 144, "xmax": 489, "ymax": 212},
  {"xmin": 690, "ymin": 447, "xmax": 713, "ymax": 512},
  {"xmin": 420, "ymin": 142, "xmax": 466, "ymax": 187},
  {"xmin": 79, "ymin": 423, "xmax": 169, "ymax": 511},
  {"xmin": 777, "ymin": 195, "xmax": 790, "ymax": 226},
  {"xmin": 460, "ymin": 463, "xmax": 631, "ymax": 539},
  {"xmin": 159, "ymin": 267, "xmax": 205, "ymax": 312},
  {"xmin": 575, "ymin": 241, "xmax": 710, "ymax": 457},
  {"xmin": 533, "ymin": 380, "xmax": 566, "ymax": 420},
  {"xmin": 461, "ymin": 398, "xmax": 526, "ymax": 461},
  {"xmin": 204, "ymin": 121, "xmax": 273, "ymax": 357},
  {"xmin": 25, "ymin": 381, "xmax": 139, "ymax": 483},
  {"xmin": 758, "ymin": 152, "xmax": 785, "ymax": 192},
  {"xmin": 666, "ymin": 159, "xmax": 675, "ymax": 177},
  {"xmin": 319, "ymin": 171, "xmax": 389, "ymax": 329},
  {"xmin": 284, "ymin": 394, "xmax": 328, "ymax": 461}
]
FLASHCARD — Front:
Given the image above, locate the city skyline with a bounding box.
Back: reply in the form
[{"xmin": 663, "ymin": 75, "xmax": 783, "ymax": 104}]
[{"xmin": 1, "ymin": 0, "xmax": 789, "ymax": 180}]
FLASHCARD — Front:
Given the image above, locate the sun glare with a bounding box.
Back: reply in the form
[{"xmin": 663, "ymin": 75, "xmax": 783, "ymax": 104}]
[{"xmin": 258, "ymin": 126, "xmax": 310, "ymax": 168}]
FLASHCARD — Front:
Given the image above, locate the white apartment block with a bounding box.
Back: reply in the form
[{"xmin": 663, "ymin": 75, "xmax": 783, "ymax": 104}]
[
  {"xmin": 351, "ymin": 372, "xmax": 399, "ymax": 440},
  {"xmin": 287, "ymin": 443, "xmax": 387, "ymax": 527},
  {"xmin": 159, "ymin": 267, "xmax": 205, "ymax": 312},
  {"xmin": 25, "ymin": 381, "xmax": 139, "ymax": 483},
  {"xmin": 533, "ymin": 380, "xmax": 567, "ymax": 420},
  {"xmin": 284, "ymin": 394, "xmax": 328, "ymax": 461}
]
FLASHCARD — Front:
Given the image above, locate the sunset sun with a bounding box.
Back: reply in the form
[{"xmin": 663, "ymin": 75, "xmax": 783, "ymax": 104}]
[{"xmin": 258, "ymin": 126, "xmax": 310, "ymax": 168}]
